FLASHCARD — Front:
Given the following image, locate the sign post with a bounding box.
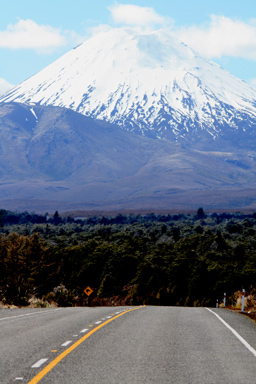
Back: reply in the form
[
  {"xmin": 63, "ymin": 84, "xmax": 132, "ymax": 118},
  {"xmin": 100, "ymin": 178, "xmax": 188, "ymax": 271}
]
[
  {"xmin": 83, "ymin": 286, "xmax": 94, "ymax": 307},
  {"xmin": 241, "ymin": 289, "xmax": 245, "ymax": 312}
]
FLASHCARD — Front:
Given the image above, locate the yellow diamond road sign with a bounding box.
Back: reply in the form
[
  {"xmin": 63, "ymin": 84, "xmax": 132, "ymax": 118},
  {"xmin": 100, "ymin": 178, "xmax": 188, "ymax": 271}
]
[{"xmin": 84, "ymin": 286, "xmax": 93, "ymax": 296}]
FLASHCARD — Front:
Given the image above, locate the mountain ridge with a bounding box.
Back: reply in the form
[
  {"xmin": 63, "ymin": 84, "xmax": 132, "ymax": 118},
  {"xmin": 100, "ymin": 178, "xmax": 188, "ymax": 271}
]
[
  {"xmin": 0, "ymin": 102, "xmax": 256, "ymax": 212},
  {"xmin": 1, "ymin": 28, "xmax": 256, "ymax": 144}
]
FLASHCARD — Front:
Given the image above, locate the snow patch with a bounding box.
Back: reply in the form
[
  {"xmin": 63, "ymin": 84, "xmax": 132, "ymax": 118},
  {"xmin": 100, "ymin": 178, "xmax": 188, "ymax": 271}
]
[{"xmin": 30, "ymin": 107, "xmax": 38, "ymax": 122}]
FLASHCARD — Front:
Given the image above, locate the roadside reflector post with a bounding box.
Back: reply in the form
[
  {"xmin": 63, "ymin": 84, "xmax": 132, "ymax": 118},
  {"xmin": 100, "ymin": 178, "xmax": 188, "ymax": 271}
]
[
  {"xmin": 223, "ymin": 293, "xmax": 226, "ymax": 308},
  {"xmin": 216, "ymin": 299, "xmax": 218, "ymax": 308},
  {"xmin": 241, "ymin": 289, "xmax": 245, "ymax": 312}
]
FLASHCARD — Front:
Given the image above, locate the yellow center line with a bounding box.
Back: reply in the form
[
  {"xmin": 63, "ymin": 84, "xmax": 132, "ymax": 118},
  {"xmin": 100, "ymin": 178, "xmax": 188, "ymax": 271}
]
[{"xmin": 28, "ymin": 306, "xmax": 145, "ymax": 384}]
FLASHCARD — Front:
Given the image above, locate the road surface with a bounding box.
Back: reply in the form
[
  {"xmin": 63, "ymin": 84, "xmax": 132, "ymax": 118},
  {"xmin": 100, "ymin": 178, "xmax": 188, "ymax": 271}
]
[{"xmin": 1, "ymin": 306, "xmax": 256, "ymax": 383}]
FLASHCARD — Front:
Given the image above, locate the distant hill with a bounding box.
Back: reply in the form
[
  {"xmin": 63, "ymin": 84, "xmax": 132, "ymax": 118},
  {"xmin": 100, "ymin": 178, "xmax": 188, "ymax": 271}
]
[{"xmin": 0, "ymin": 102, "xmax": 256, "ymax": 212}]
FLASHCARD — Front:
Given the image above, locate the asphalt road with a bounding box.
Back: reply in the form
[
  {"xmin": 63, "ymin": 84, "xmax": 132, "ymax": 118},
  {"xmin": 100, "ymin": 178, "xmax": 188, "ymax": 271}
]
[{"xmin": 1, "ymin": 306, "xmax": 256, "ymax": 383}]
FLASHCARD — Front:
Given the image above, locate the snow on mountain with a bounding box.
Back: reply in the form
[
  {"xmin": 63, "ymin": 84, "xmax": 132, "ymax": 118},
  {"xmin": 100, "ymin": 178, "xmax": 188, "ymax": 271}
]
[{"xmin": 1, "ymin": 27, "xmax": 256, "ymax": 142}]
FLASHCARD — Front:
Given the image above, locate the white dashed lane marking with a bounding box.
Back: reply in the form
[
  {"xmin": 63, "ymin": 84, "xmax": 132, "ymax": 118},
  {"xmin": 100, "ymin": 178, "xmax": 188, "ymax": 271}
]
[
  {"xmin": 28, "ymin": 311, "xmax": 131, "ymax": 379},
  {"xmin": 23, "ymin": 307, "xmax": 143, "ymax": 383},
  {"xmin": 31, "ymin": 359, "xmax": 48, "ymax": 368},
  {"xmin": 0, "ymin": 309, "xmax": 61, "ymax": 321},
  {"xmin": 12, "ymin": 309, "xmax": 136, "ymax": 382},
  {"xmin": 61, "ymin": 341, "xmax": 72, "ymax": 347}
]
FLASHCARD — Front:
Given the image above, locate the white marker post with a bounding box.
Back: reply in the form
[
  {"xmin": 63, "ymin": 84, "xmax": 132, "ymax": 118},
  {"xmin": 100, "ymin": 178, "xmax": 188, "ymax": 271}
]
[
  {"xmin": 216, "ymin": 299, "xmax": 218, "ymax": 308},
  {"xmin": 241, "ymin": 289, "xmax": 245, "ymax": 312},
  {"xmin": 223, "ymin": 293, "xmax": 226, "ymax": 308}
]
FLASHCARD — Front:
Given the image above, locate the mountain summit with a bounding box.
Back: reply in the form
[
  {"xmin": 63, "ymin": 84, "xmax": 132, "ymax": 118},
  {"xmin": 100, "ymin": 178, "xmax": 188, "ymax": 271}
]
[{"xmin": 2, "ymin": 28, "xmax": 256, "ymax": 144}]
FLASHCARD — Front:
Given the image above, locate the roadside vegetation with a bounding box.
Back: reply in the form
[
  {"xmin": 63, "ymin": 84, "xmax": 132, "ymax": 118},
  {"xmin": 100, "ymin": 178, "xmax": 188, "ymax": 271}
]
[{"xmin": 1, "ymin": 208, "xmax": 256, "ymax": 308}]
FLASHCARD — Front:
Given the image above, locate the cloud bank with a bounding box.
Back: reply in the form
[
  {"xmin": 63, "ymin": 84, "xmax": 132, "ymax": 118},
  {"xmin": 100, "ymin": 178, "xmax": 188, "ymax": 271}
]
[
  {"xmin": 177, "ymin": 15, "xmax": 256, "ymax": 60},
  {"xmin": 1, "ymin": 4, "xmax": 256, "ymax": 65},
  {"xmin": 108, "ymin": 4, "xmax": 256, "ymax": 62},
  {"xmin": 0, "ymin": 19, "xmax": 66, "ymax": 52}
]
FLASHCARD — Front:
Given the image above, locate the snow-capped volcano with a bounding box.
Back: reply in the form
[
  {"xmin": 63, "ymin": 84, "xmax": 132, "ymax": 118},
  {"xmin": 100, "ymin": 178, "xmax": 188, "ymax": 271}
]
[{"xmin": 1, "ymin": 27, "xmax": 256, "ymax": 142}]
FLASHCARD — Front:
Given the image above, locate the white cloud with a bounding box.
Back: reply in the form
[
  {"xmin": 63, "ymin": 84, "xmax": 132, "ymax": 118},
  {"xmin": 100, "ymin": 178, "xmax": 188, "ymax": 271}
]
[
  {"xmin": 107, "ymin": 6, "xmax": 256, "ymax": 61},
  {"xmin": 108, "ymin": 4, "xmax": 171, "ymax": 28},
  {"xmin": 0, "ymin": 19, "xmax": 67, "ymax": 52},
  {"xmin": 0, "ymin": 78, "xmax": 14, "ymax": 95},
  {"xmin": 176, "ymin": 15, "xmax": 256, "ymax": 60}
]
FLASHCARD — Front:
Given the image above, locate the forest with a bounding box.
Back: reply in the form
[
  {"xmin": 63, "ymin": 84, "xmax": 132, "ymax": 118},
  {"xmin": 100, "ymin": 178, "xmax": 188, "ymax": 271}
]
[{"xmin": 0, "ymin": 208, "xmax": 256, "ymax": 308}]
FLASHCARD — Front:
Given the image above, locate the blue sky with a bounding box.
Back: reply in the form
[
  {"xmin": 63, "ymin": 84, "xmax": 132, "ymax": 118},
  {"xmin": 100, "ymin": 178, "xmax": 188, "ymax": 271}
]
[{"xmin": 1, "ymin": 0, "xmax": 256, "ymax": 94}]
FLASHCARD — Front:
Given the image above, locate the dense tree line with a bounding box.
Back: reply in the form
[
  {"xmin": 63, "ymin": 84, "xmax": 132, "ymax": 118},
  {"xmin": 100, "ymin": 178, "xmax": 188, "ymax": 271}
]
[{"xmin": 1, "ymin": 208, "xmax": 256, "ymax": 307}]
